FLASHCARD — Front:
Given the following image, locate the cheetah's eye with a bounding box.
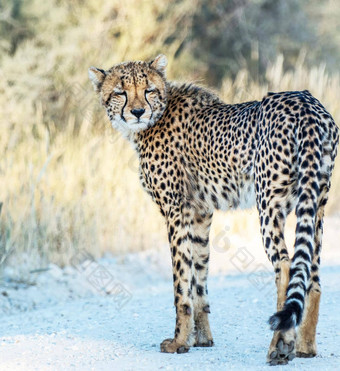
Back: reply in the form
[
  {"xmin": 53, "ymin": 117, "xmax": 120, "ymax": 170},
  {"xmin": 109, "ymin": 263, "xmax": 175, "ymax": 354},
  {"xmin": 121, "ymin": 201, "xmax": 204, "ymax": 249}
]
[
  {"xmin": 145, "ymin": 88, "xmax": 155, "ymax": 94},
  {"xmin": 114, "ymin": 90, "xmax": 126, "ymax": 96}
]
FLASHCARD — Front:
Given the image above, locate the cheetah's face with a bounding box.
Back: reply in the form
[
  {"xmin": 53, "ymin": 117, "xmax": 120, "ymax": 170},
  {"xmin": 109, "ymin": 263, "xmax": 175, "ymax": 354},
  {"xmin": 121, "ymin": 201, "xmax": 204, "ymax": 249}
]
[{"xmin": 89, "ymin": 55, "xmax": 167, "ymax": 136}]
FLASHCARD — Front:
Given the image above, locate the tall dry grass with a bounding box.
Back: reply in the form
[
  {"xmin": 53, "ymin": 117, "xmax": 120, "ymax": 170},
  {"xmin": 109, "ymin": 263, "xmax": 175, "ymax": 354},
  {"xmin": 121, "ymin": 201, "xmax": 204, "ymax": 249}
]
[{"xmin": 1, "ymin": 55, "xmax": 339, "ymax": 278}]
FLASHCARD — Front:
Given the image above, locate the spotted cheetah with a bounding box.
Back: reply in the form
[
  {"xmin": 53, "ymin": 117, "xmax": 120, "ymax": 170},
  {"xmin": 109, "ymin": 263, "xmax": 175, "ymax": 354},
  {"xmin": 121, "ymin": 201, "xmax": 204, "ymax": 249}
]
[{"xmin": 89, "ymin": 55, "xmax": 339, "ymax": 365}]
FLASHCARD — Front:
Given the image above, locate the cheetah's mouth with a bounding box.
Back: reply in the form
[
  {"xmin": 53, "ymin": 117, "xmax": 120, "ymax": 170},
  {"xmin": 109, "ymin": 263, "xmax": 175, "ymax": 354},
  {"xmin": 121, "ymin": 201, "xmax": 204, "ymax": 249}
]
[
  {"xmin": 109, "ymin": 112, "xmax": 154, "ymax": 135},
  {"xmin": 126, "ymin": 115, "xmax": 154, "ymax": 130}
]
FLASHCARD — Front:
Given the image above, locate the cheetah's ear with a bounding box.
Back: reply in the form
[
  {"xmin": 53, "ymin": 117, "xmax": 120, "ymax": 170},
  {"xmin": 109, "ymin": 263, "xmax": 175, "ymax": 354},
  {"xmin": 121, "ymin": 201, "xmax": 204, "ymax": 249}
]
[
  {"xmin": 88, "ymin": 67, "xmax": 106, "ymax": 92},
  {"xmin": 149, "ymin": 54, "xmax": 167, "ymax": 77}
]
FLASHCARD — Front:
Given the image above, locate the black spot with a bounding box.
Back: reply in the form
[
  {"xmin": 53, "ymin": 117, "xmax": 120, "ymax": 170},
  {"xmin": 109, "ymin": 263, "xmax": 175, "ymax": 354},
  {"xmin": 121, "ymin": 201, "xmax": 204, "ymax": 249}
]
[
  {"xmin": 196, "ymin": 285, "xmax": 204, "ymax": 296},
  {"xmin": 194, "ymin": 263, "xmax": 204, "ymax": 270}
]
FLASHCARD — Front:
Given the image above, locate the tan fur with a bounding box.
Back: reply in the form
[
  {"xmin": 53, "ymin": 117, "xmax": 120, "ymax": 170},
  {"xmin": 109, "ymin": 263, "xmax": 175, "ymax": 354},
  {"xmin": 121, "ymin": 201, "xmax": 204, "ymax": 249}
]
[
  {"xmin": 277, "ymin": 260, "xmax": 290, "ymax": 311},
  {"xmin": 296, "ymin": 290, "xmax": 320, "ymax": 357}
]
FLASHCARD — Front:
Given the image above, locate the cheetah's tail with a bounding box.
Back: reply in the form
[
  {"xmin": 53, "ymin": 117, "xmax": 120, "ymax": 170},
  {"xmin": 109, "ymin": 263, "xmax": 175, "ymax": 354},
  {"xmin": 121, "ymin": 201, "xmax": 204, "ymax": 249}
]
[{"xmin": 269, "ymin": 113, "xmax": 339, "ymax": 332}]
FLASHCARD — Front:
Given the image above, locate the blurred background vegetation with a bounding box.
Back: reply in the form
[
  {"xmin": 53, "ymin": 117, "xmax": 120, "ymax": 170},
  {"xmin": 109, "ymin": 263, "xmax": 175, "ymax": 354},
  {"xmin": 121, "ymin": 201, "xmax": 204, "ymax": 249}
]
[{"xmin": 0, "ymin": 0, "xmax": 339, "ymax": 277}]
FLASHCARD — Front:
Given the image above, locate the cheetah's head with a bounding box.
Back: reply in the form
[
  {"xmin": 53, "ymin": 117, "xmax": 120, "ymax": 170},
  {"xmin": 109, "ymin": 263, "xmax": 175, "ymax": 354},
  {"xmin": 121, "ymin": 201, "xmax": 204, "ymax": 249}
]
[{"xmin": 89, "ymin": 55, "xmax": 168, "ymax": 136}]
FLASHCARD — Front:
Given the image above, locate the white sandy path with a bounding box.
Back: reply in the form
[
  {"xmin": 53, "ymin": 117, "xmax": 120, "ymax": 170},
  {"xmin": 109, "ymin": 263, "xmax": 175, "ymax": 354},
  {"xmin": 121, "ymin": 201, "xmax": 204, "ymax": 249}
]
[{"xmin": 0, "ymin": 265, "xmax": 340, "ymax": 371}]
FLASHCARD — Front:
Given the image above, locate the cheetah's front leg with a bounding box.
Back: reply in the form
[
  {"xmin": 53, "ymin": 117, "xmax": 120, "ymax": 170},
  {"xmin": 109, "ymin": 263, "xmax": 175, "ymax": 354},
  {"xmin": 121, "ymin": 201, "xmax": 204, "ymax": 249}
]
[{"xmin": 160, "ymin": 205, "xmax": 196, "ymax": 354}]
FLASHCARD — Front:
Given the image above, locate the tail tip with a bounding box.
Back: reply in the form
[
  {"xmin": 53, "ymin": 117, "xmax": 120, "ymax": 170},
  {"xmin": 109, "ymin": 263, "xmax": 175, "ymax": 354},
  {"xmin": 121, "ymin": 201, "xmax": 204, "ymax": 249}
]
[
  {"xmin": 268, "ymin": 313, "xmax": 281, "ymax": 331},
  {"xmin": 268, "ymin": 309, "xmax": 297, "ymax": 331}
]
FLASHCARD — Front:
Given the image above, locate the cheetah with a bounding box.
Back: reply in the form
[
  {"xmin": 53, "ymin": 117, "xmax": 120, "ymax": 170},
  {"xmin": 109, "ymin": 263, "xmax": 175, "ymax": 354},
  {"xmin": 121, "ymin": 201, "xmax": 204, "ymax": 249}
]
[{"xmin": 89, "ymin": 55, "xmax": 339, "ymax": 365}]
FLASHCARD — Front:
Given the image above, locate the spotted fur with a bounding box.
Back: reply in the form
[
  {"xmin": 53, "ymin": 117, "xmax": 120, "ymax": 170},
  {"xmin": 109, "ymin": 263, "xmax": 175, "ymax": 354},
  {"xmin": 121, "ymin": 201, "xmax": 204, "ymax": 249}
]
[{"xmin": 89, "ymin": 55, "xmax": 339, "ymax": 365}]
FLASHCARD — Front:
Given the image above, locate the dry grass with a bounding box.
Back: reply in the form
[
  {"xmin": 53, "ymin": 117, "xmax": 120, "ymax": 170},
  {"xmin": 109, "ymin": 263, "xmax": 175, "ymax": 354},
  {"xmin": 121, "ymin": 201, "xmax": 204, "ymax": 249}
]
[{"xmin": 1, "ymin": 54, "xmax": 339, "ymax": 278}]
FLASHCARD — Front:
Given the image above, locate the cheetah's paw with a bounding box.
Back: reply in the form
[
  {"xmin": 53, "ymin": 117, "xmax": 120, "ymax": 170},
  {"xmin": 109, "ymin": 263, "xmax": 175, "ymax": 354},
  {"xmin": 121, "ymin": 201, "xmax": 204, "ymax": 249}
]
[
  {"xmin": 267, "ymin": 339, "xmax": 295, "ymax": 366},
  {"xmin": 160, "ymin": 338, "xmax": 190, "ymax": 354}
]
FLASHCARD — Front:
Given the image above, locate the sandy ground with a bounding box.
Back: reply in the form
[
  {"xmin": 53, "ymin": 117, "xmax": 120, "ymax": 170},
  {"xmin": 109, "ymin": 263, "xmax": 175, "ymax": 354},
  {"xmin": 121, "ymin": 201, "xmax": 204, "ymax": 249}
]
[{"xmin": 0, "ymin": 216, "xmax": 340, "ymax": 370}]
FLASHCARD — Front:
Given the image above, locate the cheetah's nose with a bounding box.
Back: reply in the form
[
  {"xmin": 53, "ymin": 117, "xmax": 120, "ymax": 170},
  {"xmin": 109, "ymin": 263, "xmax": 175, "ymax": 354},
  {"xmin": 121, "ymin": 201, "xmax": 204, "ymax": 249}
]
[{"xmin": 131, "ymin": 108, "xmax": 145, "ymax": 119}]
